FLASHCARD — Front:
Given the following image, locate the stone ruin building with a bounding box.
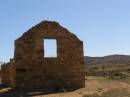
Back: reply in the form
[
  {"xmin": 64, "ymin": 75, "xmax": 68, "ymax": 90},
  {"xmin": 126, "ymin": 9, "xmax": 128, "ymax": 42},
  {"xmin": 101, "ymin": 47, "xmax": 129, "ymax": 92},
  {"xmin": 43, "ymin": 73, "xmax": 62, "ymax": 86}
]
[{"xmin": 1, "ymin": 21, "xmax": 85, "ymax": 91}]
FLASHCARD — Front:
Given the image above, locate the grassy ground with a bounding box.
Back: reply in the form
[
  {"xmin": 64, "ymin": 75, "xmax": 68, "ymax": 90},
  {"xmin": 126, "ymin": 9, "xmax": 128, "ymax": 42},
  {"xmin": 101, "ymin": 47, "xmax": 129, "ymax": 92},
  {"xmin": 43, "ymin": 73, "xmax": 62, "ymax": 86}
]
[
  {"xmin": 0, "ymin": 76, "xmax": 130, "ymax": 97},
  {"xmin": 81, "ymin": 76, "xmax": 130, "ymax": 97}
]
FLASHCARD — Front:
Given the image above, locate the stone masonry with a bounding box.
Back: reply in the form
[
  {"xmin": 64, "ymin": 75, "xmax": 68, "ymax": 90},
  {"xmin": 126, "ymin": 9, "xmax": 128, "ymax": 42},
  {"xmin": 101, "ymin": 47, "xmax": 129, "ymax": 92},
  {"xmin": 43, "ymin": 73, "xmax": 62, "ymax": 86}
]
[
  {"xmin": 1, "ymin": 21, "xmax": 85, "ymax": 91},
  {"xmin": 1, "ymin": 59, "xmax": 15, "ymax": 87}
]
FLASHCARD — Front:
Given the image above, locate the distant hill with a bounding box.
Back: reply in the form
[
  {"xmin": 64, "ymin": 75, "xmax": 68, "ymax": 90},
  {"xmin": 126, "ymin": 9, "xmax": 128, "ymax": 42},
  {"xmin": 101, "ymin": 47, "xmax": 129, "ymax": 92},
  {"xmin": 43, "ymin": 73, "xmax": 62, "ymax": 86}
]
[
  {"xmin": 84, "ymin": 55, "xmax": 130, "ymax": 77},
  {"xmin": 84, "ymin": 55, "xmax": 130, "ymax": 66}
]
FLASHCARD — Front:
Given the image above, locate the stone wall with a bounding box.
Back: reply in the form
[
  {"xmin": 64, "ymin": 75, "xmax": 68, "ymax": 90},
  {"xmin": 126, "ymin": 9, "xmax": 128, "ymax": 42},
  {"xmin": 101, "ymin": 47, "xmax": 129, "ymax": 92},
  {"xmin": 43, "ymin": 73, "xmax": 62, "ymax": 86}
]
[
  {"xmin": 2, "ymin": 21, "xmax": 85, "ymax": 91},
  {"xmin": 1, "ymin": 60, "xmax": 15, "ymax": 87}
]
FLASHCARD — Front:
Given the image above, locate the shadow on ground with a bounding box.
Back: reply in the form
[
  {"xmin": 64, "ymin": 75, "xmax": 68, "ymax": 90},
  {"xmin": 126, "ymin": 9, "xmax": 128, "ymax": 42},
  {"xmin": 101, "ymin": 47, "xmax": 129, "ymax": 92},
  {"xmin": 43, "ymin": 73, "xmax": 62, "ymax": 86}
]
[{"xmin": 0, "ymin": 84, "xmax": 77, "ymax": 97}]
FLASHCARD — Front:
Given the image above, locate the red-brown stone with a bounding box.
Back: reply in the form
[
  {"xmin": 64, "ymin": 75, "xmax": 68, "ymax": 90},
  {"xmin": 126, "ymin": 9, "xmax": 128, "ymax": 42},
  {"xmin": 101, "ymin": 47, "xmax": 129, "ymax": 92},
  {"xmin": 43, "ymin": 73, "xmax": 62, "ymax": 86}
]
[{"xmin": 1, "ymin": 21, "xmax": 85, "ymax": 91}]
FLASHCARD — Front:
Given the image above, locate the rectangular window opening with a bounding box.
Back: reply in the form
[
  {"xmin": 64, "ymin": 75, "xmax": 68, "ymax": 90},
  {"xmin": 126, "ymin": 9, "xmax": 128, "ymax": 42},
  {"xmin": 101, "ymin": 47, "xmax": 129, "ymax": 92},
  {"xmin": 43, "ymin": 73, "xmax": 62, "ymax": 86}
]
[{"xmin": 43, "ymin": 39, "xmax": 57, "ymax": 58}]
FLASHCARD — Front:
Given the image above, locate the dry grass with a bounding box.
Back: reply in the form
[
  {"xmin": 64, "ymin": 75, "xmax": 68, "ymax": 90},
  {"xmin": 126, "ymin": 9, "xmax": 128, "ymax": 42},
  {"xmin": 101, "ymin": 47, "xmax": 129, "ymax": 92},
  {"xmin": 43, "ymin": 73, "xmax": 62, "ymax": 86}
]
[{"xmin": 0, "ymin": 76, "xmax": 130, "ymax": 97}]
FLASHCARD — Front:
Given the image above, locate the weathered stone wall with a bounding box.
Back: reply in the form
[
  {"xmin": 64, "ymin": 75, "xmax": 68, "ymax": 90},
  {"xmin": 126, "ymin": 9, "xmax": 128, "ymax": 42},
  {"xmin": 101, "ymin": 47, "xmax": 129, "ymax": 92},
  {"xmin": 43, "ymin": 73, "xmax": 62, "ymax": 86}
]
[
  {"xmin": 3, "ymin": 21, "xmax": 85, "ymax": 90},
  {"xmin": 1, "ymin": 60, "xmax": 15, "ymax": 87}
]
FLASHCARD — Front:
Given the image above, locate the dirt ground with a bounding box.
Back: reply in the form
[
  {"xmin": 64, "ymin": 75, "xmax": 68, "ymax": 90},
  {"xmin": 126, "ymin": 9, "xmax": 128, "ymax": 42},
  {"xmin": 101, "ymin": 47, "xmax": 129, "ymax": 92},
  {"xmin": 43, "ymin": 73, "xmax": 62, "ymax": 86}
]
[{"xmin": 0, "ymin": 76, "xmax": 130, "ymax": 97}]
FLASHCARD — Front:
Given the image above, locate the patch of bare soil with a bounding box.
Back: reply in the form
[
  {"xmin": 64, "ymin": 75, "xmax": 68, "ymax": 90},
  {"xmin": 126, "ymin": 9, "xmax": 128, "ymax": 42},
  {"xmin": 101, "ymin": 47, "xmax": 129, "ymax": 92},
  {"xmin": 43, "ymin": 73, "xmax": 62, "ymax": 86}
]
[
  {"xmin": 80, "ymin": 76, "xmax": 130, "ymax": 97},
  {"xmin": 0, "ymin": 77, "xmax": 130, "ymax": 97}
]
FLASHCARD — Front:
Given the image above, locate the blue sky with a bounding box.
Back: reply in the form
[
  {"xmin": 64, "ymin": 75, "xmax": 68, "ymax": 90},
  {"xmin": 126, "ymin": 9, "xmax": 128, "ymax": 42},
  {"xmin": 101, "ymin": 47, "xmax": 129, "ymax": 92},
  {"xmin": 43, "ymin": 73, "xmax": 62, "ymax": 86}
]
[{"xmin": 0, "ymin": 0, "xmax": 130, "ymax": 62}]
